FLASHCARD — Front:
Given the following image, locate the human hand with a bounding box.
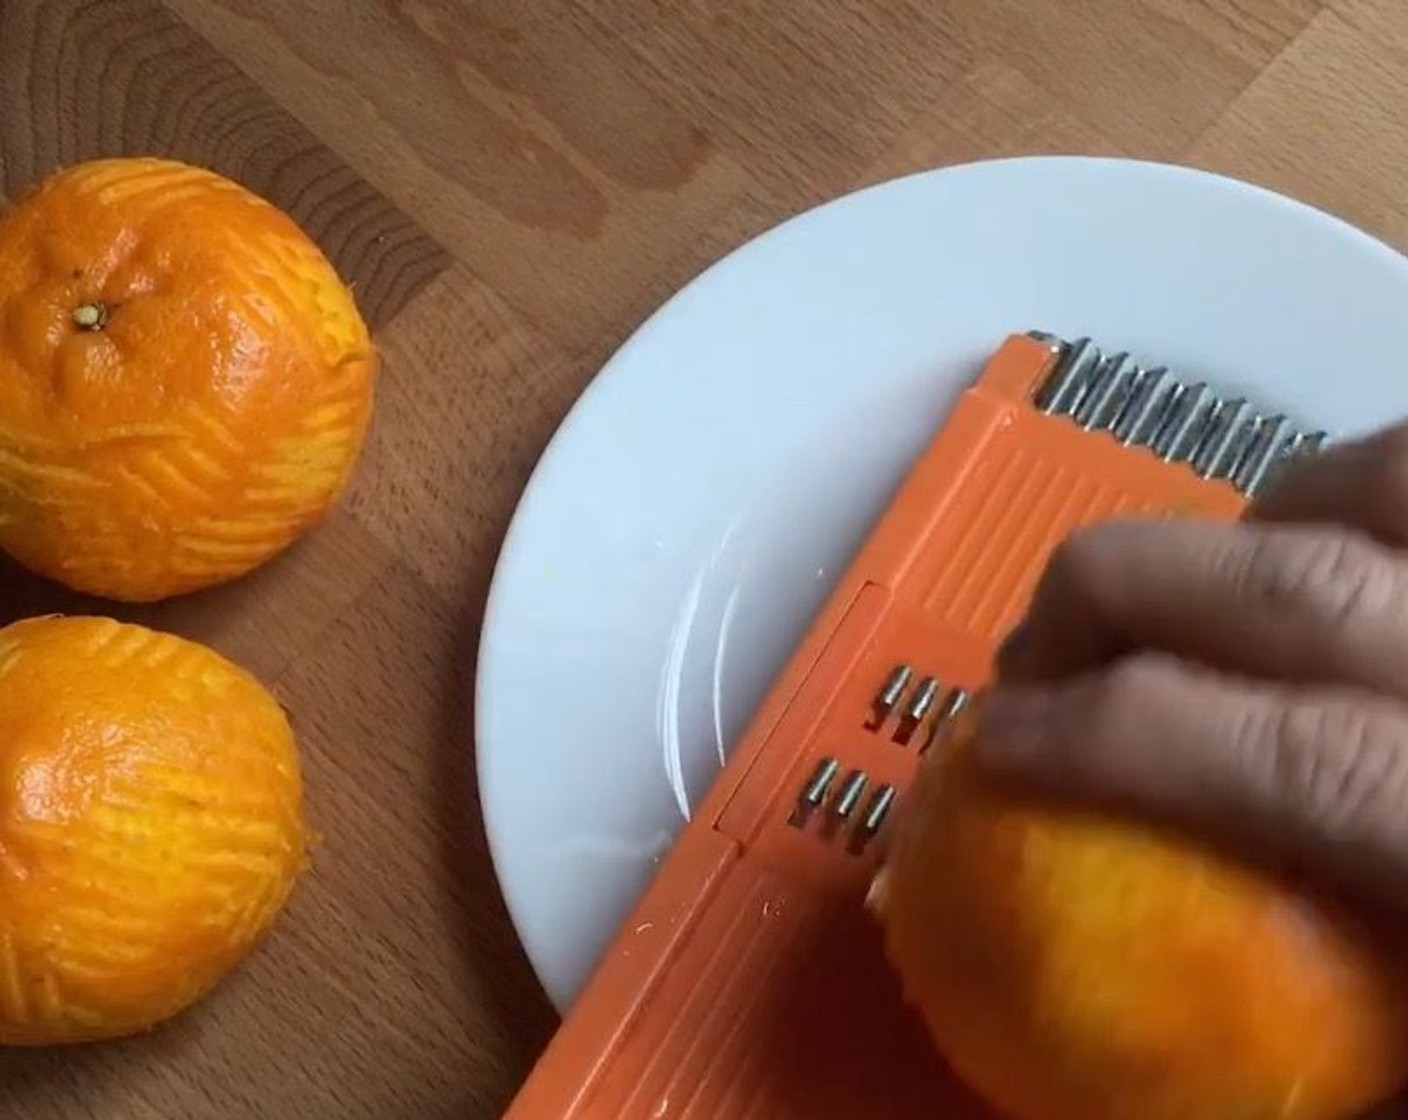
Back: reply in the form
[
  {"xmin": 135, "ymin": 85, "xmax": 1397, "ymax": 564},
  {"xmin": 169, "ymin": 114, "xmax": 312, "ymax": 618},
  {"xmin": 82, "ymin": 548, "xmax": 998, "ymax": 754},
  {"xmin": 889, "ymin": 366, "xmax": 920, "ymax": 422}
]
[
  {"xmin": 979, "ymin": 420, "xmax": 1408, "ymax": 916},
  {"xmin": 976, "ymin": 422, "xmax": 1408, "ymax": 1119}
]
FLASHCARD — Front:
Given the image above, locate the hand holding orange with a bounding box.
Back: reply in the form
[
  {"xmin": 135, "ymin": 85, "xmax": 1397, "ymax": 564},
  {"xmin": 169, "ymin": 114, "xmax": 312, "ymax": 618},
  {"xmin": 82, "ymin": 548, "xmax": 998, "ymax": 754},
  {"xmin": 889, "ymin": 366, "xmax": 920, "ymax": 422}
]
[
  {"xmin": 0, "ymin": 157, "xmax": 375, "ymax": 602},
  {"xmin": 874, "ymin": 705, "xmax": 1408, "ymax": 1120},
  {"xmin": 0, "ymin": 615, "xmax": 306, "ymax": 1046}
]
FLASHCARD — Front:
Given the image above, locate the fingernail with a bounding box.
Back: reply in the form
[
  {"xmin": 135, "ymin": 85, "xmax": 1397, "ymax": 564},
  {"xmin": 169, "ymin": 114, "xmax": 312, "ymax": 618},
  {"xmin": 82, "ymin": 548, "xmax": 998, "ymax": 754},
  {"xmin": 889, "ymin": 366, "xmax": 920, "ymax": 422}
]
[{"xmin": 977, "ymin": 689, "xmax": 1053, "ymax": 770}]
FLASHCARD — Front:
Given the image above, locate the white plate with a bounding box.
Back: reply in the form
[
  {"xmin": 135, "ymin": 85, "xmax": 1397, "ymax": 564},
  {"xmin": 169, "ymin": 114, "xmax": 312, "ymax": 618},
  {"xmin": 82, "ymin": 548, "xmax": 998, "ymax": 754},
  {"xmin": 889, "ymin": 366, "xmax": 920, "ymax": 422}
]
[{"xmin": 476, "ymin": 156, "xmax": 1408, "ymax": 1013}]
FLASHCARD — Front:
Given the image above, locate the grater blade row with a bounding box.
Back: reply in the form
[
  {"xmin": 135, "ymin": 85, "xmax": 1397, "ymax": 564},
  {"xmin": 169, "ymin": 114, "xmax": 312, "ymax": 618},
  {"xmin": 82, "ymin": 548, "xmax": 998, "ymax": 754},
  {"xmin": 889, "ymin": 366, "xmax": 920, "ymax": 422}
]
[{"xmin": 1028, "ymin": 331, "xmax": 1326, "ymax": 496}]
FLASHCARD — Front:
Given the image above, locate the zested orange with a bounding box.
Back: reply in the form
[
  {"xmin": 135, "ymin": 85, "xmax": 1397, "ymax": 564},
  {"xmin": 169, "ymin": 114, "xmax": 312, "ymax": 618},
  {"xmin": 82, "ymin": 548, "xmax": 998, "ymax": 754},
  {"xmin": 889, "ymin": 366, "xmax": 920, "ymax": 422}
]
[
  {"xmin": 0, "ymin": 615, "xmax": 307, "ymax": 1045},
  {"xmin": 0, "ymin": 157, "xmax": 375, "ymax": 601},
  {"xmin": 873, "ymin": 706, "xmax": 1408, "ymax": 1120}
]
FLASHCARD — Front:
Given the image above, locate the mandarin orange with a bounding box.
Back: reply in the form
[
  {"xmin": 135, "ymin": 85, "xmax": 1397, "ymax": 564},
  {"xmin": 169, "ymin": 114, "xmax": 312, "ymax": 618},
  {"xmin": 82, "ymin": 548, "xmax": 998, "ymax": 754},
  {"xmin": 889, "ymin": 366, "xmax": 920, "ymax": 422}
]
[
  {"xmin": 0, "ymin": 157, "xmax": 375, "ymax": 602},
  {"xmin": 0, "ymin": 615, "xmax": 306, "ymax": 1045},
  {"xmin": 873, "ymin": 706, "xmax": 1408, "ymax": 1120}
]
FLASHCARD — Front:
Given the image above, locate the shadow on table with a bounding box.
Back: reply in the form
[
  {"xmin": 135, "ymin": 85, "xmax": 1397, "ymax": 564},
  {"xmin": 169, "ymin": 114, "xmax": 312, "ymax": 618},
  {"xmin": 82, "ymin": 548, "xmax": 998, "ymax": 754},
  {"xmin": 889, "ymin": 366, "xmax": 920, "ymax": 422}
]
[
  {"xmin": 0, "ymin": 1046, "xmax": 113, "ymax": 1115},
  {"xmin": 439, "ymin": 583, "xmax": 559, "ymax": 1114},
  {"xmin": 0, "ymin": 557, "xmax": 103, "ymax": 623}
]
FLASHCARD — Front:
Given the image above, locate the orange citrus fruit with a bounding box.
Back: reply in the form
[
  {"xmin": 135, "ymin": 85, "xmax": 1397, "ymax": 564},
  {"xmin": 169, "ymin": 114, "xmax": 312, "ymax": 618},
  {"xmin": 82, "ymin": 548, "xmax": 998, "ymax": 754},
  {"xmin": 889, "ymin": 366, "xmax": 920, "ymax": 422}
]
[
  {"xmin": 0, "ymin": 615, "xmax": 307, "ymax": 1045},
  {"xmin": 0, "ymin": 157, "xmax": 376, "ymax": 602},
  {"xmin": 873, "ymin": 705, "xmax": 1408, "ymax": 1120}
]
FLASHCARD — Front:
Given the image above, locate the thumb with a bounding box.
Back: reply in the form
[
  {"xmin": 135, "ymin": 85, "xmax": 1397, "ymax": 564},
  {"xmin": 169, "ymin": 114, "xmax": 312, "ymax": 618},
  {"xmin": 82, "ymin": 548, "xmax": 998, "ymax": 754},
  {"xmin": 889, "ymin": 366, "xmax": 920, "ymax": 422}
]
[{"xmin": 977, "ymin": 653, "xmax": 1408, "ymax": 911}]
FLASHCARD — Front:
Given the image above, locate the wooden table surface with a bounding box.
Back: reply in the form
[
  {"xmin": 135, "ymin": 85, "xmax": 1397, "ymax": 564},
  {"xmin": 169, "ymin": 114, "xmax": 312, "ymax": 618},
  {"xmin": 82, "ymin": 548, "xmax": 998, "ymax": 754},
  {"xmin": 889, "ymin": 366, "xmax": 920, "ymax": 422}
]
[{"xmin": 2, "ymin": 1, "xmax": 1406, "ymax": 1116}]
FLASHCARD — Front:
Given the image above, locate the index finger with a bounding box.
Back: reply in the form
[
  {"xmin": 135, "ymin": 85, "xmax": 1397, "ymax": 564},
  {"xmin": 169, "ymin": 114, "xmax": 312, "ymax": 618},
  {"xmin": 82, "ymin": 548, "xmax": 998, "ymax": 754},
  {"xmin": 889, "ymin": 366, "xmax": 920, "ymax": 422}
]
[
  {"xmin": 1251, "ymin": 421, "xmax": 1408, "ymax": 545},
  {"xmin": 979, "ymin": 652, "xmax": 1408, "ymax": 911},
  {"xmin": 994, "ymin": 517, "xmax": 1408, "ymax": 695}
]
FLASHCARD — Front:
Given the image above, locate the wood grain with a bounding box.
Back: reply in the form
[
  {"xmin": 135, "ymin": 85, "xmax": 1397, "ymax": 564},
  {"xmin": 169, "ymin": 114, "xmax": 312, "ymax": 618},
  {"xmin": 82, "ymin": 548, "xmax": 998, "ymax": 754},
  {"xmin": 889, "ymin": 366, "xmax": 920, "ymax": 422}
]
[
  {"xmin": 163, "ymin": 0, "xmax": 756, "ymax": 351},
  {"xmin": 0, "ymin": 0, "xmax": 450, "ymax": 329},
  {"xmin": 1187, "ymin": 0, "xmax": 1408, "ymax": 248},
  {"xmin": 2, "ymin": 0, "xmax": 1406, "ymax": 1116}
]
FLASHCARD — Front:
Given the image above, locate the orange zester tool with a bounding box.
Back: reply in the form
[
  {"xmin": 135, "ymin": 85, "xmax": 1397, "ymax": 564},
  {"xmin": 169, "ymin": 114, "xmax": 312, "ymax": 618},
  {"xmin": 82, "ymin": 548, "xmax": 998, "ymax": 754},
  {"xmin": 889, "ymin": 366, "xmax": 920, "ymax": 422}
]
[{"xmin": 502, "ymin": 331, "xmax": 1327, "ymax": 1120}]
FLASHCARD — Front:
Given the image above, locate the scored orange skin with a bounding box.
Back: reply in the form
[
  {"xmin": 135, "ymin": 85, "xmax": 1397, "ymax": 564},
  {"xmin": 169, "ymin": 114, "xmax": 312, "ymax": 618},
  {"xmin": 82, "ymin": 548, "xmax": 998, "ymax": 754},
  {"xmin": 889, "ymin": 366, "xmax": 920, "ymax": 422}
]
[
  {"xmin": 0, "ymin": 616, "xmax": 307, "ymax": 1045},
  {"xmin": 875, "ymin": 709, "xmax": 1408, "ymax": 1120},
  {"xmin": 0, "ymin": 157, "xmax": 376, "ymax": 602}
]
